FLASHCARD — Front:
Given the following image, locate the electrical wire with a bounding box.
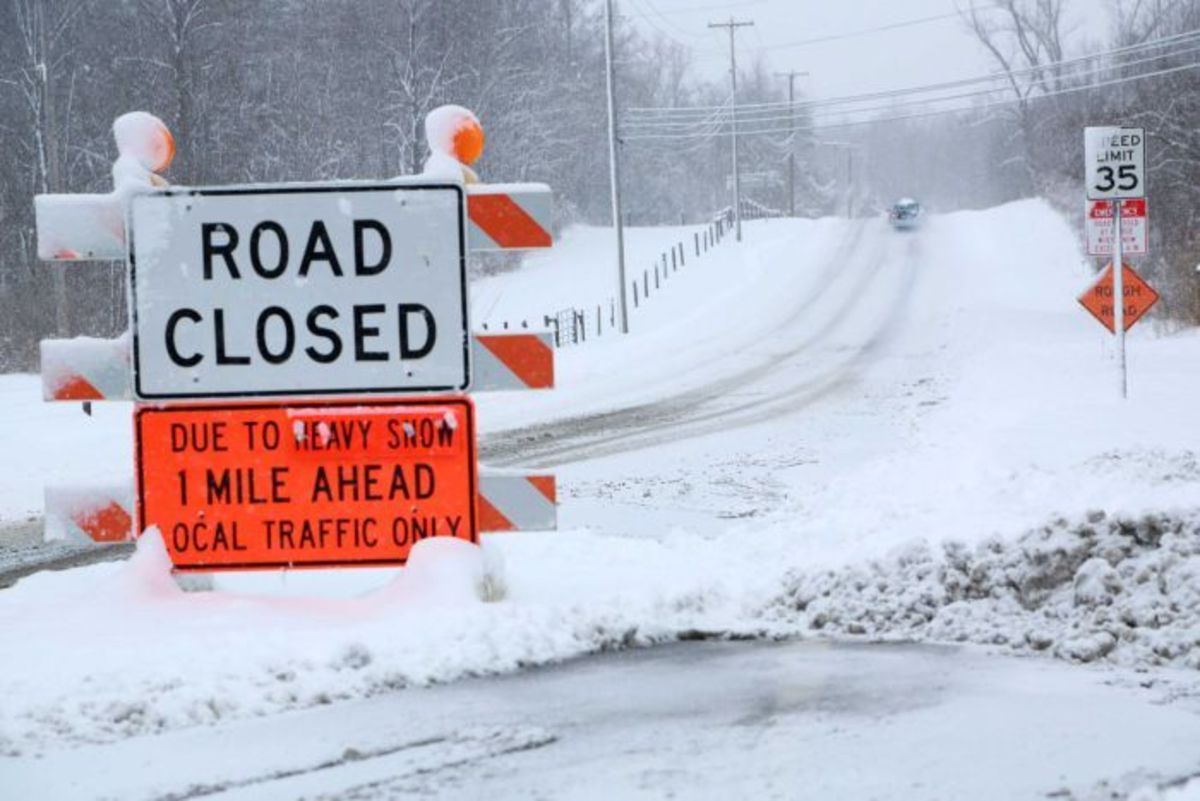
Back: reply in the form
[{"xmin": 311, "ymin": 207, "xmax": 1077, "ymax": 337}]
[
  {"xmin": 620, "ymin": 38, "xmax": 1200, "ymax": 131},
  {"xmin": 623, "ymin": 27, "xmax": 1200, "ymax": 116},
  {"xmin": 622, "ymin": 58, "xmax": 1200, "ymax": 141}
]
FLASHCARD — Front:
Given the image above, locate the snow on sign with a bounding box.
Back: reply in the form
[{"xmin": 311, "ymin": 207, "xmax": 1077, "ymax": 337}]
[
  {"xmin": 1086, "ymin": 198, "xmax": 1148, "ymax": 256},
  {"xmin": 1078, "ymin": 262, "xmax": 1159, "ymax": 333},
  {"xmin": 1084, "ymin": 126, "xmax": 1146, "ymax": 201},
  {"xmin": 136, "ymin": 398, "xmax": 477, "ymax": 571},
  {"xmin": 128, "ymin": 183, "xmax": 469, "ymax": 400}
]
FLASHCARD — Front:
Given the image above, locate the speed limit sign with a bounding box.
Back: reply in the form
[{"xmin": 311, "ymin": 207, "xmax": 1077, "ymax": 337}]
[{"xmin": 1084, "ymin": 127, "xmax": 1146, "ymax": 200}]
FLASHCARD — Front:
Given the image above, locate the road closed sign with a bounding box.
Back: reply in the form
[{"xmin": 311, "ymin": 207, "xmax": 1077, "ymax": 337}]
[
  {"xmin": 128, "ymin": 183, "xmax": 469, "ymax": 400},
  {"xmin": 136, "ymin": 398, "xmax": 478, "ymax": 570},
  {"xmin": 1084, "ymin": 127, "xmax": 1146, "ymax": 201}
]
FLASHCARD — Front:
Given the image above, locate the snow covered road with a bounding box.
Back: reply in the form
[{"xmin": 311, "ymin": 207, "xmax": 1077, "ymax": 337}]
[
  {"xmin": 5, "ymin": 201, "xmax": 1200, "ymax": 800},
  {"xmin": 483, "ymin": 217, "xmax": 918, "ymax": 467},
  {"xmin": 8, "ymin": 641, "xmax": 1200, "ymax": 801}
]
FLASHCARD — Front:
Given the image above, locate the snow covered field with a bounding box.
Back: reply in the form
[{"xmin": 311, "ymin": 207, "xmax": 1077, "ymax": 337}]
[{"xmin": 4, "ymin": 199, "xmax": 1200, "ymax": 798}]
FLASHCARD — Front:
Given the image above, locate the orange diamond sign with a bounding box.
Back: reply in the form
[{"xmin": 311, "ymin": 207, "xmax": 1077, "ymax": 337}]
[{"xmin": 1078, "ymin": 262, "xmax": 1159, "ymax": 333}]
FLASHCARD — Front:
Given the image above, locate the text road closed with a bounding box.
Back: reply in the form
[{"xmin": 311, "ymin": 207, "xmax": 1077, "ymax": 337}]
[{"xmin": 129, "ymin": 183, "xmax": 469, "ymax": 399}]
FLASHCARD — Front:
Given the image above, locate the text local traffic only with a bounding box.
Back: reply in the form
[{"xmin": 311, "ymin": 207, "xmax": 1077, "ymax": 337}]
[
  {"xmin": 130, "ymin": 184, "xmax": 469, "ymax": 399},
  {"xmin": 136, "ymin": 400, "xmax": 478, "ymax": 570}
]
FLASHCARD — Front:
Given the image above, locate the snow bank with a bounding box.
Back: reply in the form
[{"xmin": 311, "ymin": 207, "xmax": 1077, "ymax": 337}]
[
  {"xmin": 769, "ymin": 509, "xmax": 1200, "ymax": 669},
  {"xmin": 0, "ymin": 375, "xmax": 131, "ymax": 521},
  {"xmin": 6, "ymin": 198, "xmax": 1200, "ymax": 759}
]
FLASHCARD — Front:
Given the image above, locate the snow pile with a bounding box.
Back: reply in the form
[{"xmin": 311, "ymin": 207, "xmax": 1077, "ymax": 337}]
[
  {"xmin": 0, "ymin": 529, "xmax": 727, "ymax": 755},
  {"xmin": 770, "ymin": 508, "xmax": 1200, "ymax": 668}
]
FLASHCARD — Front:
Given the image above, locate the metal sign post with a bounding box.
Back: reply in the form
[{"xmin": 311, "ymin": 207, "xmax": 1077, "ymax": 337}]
[
  {"xmin": 1084, "ymin": 126, "xmax": 1147, "ymax": 399},
  {"xmin": 1113, "ymin": 200, "xmax": 1126, "ymax": 397}
]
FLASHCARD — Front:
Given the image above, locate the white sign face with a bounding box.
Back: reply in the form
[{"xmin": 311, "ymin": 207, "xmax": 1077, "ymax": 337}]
[
  {"xmin": 1084, "ymin": 126, "xmax": 1146, "ymax": 200},
  {"xmin": 129, "ymin": 183, "xmax": 469, "ymax": 400},
  {"xmin": 1086, "ymin": 198, "xmax": 1148, "ymax": 256}
]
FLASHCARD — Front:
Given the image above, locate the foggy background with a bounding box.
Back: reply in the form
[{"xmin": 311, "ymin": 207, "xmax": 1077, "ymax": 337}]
[{"xmin": 2, "ymin": 0, "xmax": 1199, "ymax": 371}]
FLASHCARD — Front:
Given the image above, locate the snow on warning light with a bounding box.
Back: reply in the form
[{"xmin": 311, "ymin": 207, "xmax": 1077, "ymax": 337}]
[
  {"xmin": 422, "ymin": 104, "xmax": 484, "ymax": 184},
  {"xmin": 112, "ymin": 111, "xmax": 174, "ymax": 196}
]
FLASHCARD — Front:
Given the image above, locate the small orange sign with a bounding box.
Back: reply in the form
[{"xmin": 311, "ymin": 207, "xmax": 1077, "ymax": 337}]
[
  {"xmin": 135, "ymin": 398, "xmax": 477, "ymax": 571},
  {"xmin": 1078, "ymin": 262, "xmax": 1159, "ymax": 333}
]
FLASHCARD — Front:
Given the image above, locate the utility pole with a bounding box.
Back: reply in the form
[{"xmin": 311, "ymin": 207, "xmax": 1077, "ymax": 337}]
[
  {"xmin": 604, "ymin": 0, "xmax": 630, "ymax": 334},
  {"xmin": 709, "ymin": 16, "xmax": 753, "ymax": 243},
  {"xmin": 774, "ymin": 70, "xmax": 808, "ymax": 218}
]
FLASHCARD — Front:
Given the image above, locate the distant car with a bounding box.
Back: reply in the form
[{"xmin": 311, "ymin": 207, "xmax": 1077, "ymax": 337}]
[{"xmin": 889, "ymin": 198, "xmax": 922, "ymax": 230}]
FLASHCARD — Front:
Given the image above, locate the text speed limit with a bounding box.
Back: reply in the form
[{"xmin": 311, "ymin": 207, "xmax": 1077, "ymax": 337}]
[{"xmin": 1084, "ymin": 127, "xmax": 1146, "ymax": 201}]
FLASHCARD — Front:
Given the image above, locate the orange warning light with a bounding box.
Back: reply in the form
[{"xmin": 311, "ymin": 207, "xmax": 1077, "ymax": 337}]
[
  {"xmin": 135, "ymin": 398, "xmax": 477, "ymax": 571},
  {"xmin": 453, "ymin": 119, "xmax": 485, "ymax": 166},
  {"xmin": 151, "ymin": 121, "xmax": 175, "ymax": 173}
]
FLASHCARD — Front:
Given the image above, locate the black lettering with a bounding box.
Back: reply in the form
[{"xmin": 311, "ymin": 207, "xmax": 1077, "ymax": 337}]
[
  {"xmin": 165, "ymin": 308, "xmax": 203, "ymax": 367},
  {"xmin": 389, "ymin": 465, "xmax": 410, "ymax": 499},
  {"xmin": 207, "ymin": 469, "xmax": 231, "ymax": 504},
  {"xmin": 256, "ymin": 306, "xmax": 296, "ymax": 365},
  {"xmin": 305, "ymin": 306, "xmax": 342, "ymax": 363},
  {"xmin": 214, "ymin": 309, "xmax": 251, "ymax": 365},
  {"xmin": 278, "ymin": 519, "xmax": 296, "ymax": 549},
  {"xmin": 170, "ymin": 423, "xmax": 189, "ymax": 452},
  {"xmin": 249, "ymin": 221, "xmax": 289, "ymax": 279},
  {"xmin": 363, "ymin": 464, "xmax": 381, "ymax": 501},
  {"xmin": 172, "ymin": 522, "xmax": 190, "ymax": 552},
  {"xmin": 298, "ymin": 221, "xmax": 343, "ymax": 277},
  {"xmin": 438, "ymin": 419, "xmax": 455, "ymax": 447},
  {"xmin": 201, "ymin": 223, "xmax": 240, "ymax": 279},
  {"xmin": 354, "ymin": 304, "xmax": 388, "ymax": 361},
  {"xmin": 415, "ymin": 463, "xmax": 435, "ymax": 499},
  {"xmin": 311, "ymin": 466, "xmax": 332, "ymax": 502},
  {"xmin": 336, "ymin": 464, "xmax": 360, "ymax": 501},
  {"xmin": 354, "ymin": 219, "xmax": 391, "ymax": 276},
  {"xmin": 392, "ymin": 517, "xmax": 409, "ymax": 547},
  {"xmin": 398, "ymin": 304, "xmax": 437, "ymax": 359}
]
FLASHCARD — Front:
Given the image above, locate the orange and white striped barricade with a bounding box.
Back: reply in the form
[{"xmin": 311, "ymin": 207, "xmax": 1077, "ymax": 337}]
[
  {"xmin": 36, "ymin": 182, "xmax": 554, "ymax": 262},
  {"xmin": 466, "ymin": 183, "xmax": 553, "ymax": 251},
  {"xmin": 43, "ymin": 476, "xmax": 554, "ymax": 542},
  {"xmin": 34, "ymin": 194, "xmax": 125, "ymax": 261},
  {"xmin": 477, "ymin": 472, "xmax": 557, "ymax": 533},
  {"xmin": 471, "ymin": 333, "xmax": 555, "ymax": 391},
  {"xmin": 39, "ymin": 332, "xmax": 554, "ymax": 401},
  {"xmin": 44, "ymin": 484, "xmax": 135, "ymax": 544},
  {"xmin": 40, "ymin": 335, "xmax": 131, "ymax": 401}
]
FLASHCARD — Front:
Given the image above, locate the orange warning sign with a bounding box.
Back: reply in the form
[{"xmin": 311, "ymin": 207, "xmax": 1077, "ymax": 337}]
[
  {"xmin": 135, "ymin": 398, "xmax": 477, "ymax": 571},
  {"xmin": 1078, "ymin": 262, "xmax": 1159, "ymax": 334}
]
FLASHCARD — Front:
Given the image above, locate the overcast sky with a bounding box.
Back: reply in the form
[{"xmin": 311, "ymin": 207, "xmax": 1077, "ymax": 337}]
[{"xmin": 625, "ymin": 0, "xmax": 1109, "ymax": 100}]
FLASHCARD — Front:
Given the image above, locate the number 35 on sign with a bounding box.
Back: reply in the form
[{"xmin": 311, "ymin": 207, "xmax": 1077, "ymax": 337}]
[{"xmin": 1084, "ymin": 127, "xmax": 1145, "ymax": 200}]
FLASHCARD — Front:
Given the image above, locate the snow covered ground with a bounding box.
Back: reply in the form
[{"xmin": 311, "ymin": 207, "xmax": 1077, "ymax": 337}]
[
  {"xmin": 3, "ymin": 199, "xmax": 1200, "ymax": 798},
  {"xmin": 8, "ymin": 641, "xmax": 1200, "ymax": 801}
]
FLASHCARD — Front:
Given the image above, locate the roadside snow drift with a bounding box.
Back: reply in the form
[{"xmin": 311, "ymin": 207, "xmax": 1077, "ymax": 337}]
[{"xmin": 3, "ymin": 199, "xmax": 1200, "ymax": 757}]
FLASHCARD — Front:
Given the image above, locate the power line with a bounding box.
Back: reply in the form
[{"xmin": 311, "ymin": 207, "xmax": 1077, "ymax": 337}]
[
  {"xmin": 636, "ymin": 0, "xmax": 766, "ymax": 16},
  {"xmin": 621, "ymin": 58, "xmax": 1200, "ymax": 141},
  {"xmin": 762, "ymin": 11, "xmax": 965, "ymax": 51},
  {"xmin": 620, "ymin": 37, "xmax": 1200, "ymax": 131},
  {"xmin": 623, "ymin": 27, "xmax": 1200, "ymax": 116}
]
